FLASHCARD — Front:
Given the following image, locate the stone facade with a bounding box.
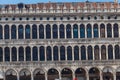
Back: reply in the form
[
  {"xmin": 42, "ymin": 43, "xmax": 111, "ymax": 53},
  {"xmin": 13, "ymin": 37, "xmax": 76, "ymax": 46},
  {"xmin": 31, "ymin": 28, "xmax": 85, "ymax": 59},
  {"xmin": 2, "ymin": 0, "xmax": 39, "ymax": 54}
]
[{"xmin": 0, "ymin": 1, "xmax": 120, "ymax": 80}]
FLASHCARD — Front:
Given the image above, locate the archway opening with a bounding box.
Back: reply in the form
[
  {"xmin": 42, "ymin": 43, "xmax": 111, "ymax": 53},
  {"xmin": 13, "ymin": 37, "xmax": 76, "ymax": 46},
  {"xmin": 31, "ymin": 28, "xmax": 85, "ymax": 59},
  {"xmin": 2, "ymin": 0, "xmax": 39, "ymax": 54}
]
[
  {"xmin": 75, "ymin": 68, "xmax": 86, "ymax": 80},
  {"xmin": 89, "ymin": 67, "xmax": 100, "ymax": 80},
  {"xmin": 33, "ymin": 69, "xmax": 45, "ymax": 80},
  {"xmin": 19, "ymin": 69, "xmax": 31, "ymax": 80},
  {"xmin": 47, "ymin": 68, "xmax": 59, "ymax": 80},
  {"xmin": 103, "ymin": 67, "xmax": 113, "ymax": 80},
  {"xmin": 61, "ymin": 68, "xmax": 72, "ymax": 80},
  {"xmin": 5, "ymin": 69, "xmax": 17, "ymax": 80},
  {"xmin": 116, "ymin": 68, "xmax": 120, "ymax": 80}
]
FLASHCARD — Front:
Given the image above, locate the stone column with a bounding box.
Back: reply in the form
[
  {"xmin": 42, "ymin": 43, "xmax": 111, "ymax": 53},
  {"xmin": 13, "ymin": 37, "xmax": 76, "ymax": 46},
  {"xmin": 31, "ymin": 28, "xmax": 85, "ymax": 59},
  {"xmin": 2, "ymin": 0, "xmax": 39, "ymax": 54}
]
[
  {"xmin": 106, "ymin": 45, "xmax": 108, "ymax": 60},
  {"xmin": 86, "ymin": 72, "xmax": 89, "ymax": 80},
  {"xmin": 100, "ymin": 70, "xmax": 103, "ymax": 80},
  {"xmin": 114, "ymin": 72, "xmax": 116, "ymax": 80},
  {"xmin": 45, "ymin": 72, "xmax": 48, "ymax": 80},
  {"xmin": 31, "ymin": 73, "xmax": 34, "ymax": 80},
  {"xmin": 86, "ymin": 46, "xmax": 88, "ymax": 60},
  {"xmin": 59, "ymin": 72, "xmax": 61, "ymax": 80},
  {"xmin": 65, "ymin": 24, "xmax": 66, "ymax": 39}
]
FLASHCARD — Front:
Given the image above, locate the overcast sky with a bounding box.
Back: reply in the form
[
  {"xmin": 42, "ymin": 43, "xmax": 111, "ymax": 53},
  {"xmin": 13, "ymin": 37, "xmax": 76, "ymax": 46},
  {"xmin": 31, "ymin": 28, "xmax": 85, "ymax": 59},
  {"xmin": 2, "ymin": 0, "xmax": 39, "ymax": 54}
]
[{"xmin": 0, "ymin": 0, "xmax": 119, "ymax": 4}]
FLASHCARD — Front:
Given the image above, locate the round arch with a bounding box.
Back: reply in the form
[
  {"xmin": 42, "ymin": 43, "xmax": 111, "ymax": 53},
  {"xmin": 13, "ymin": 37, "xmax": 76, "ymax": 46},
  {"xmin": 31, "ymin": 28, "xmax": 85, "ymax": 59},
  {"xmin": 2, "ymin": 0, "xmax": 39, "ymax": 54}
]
[
  {"xmin": 61, "ymin": 67, "xmax": 73, "ymax": 80},
  {"xmin": 89, "ymin": 67, "xmax": 100, "ymax": 80},
  {"xmin": 102, "ymin": 66, "xmax": 114, "ymax": 80},
  {"xmin": 19, "ymin": 69, "xmax": 31, "ymax": 80},
  {"xmin": 75, "ymin": 67, "xmax": 86, "ymax": 80},
  {"xmin": 47, "ymin": 68, "xmax": 59, "ymax": 80},
  {"xmin": 33, "ymin": 68, "xmax": 45, "ymax": 80},
  {"xmin": 5, "ymin": 69, "xmax": 17, "ymax": 80},
  {"xmin": 116, "ymin": 67, "xmax": 120, "ymax": 80}
]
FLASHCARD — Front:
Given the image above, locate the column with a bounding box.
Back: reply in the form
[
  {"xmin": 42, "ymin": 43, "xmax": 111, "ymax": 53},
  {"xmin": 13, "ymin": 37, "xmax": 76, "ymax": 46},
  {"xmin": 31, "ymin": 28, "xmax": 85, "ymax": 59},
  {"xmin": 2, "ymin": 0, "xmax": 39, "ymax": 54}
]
[
  {"xmin": 86, "ymin": 46, "xmax": 88, "ymax": 60},
  {"xmin": 65, "ymin": 24, "xmax": 66, "ymax": 39},
  {"xmin": 112, "ymin": 24, "xmax": 114, "ymax": 38},
  {"xmin": 106, "ymin": 45, "xmax": 108, "ymax": 60},
  {"xmin": 24, "ymin": 47, "xmax": 26, "ymax": 61},
  {"xmin": 17, "ymin": 47, "xmax": 19, "ymax": 61},
  {"xmin": 31, "ymin": 73, "xmax": 34, "ymax": 80},
  {"xmin": 17, "ymin": 73, "xmax": 19, "ymax": 80},
  {"xmin": 99, "ymin": 45, "xmax": 101, "ymax": 60},
  {"xmin": 45, "ymin": 72, "xmax": 48, "ymax": 80},
  {"xmin": 65, "ymin": 46, "xmax": 67, "ymax": 61},
  {"xmin": 31, "ymin": 46, "xmax": 32, "ymax": 61},
  {"xmin": 51, "ymin": 24, "xmax": 53, "ymax": 39},
  {"xmin": 51, "ymin": 46, "xmax": 53, "ymax": 61},
  {"xmin": 72, "ymin": 46, "xmax": 74, "ymax": 61},
  {"xmin": 59, "ymin": 72, "xmax": 61, "ymax": 80},
  {"xmin": 85, "ymin": 24, "xmax": 87, "ymax": 38},
  {"xmin": 93, "ymin": 46, "xmax": 95, "ymax": 60},
  {"xmin": 72, "ymin": 72, "xmax": 75, "ymax": 80},
  {"xmin": 16, "ymin": 24, "xmax": 18, "ymax": 40},
  {"xmin": 100, "ymin": 70, "xmax": 103, "ymax": 80},
  {"xmin": 113, "ymin": 45, "xmax": 115, "ymax": 60},
  {"xmin": 38, "ymin": 46, "xmax": 40, "ymax": 61},
  {"xmin": 114, "ymin": 72, "xmax": 116, "ymax": 80},
  {"xmin": 98, "ymin": 24, "xmax": 100, "ymax": 38},
  {"xmin": 44, "ymin": 24, "xmax": 46, "ymax": 39},
  {"xmin": 86, "ymin": 72, "xmax": 89, "ymax": 80},
  {"xmin": 45, "ymin": 46, "xmax": 47, "ymax": 62},
  {"xmin": 10, "ymin": 47, "xmax": 12, "ymax": 62},
  {"xmin": 105, "ymin": 24, "xmax": 107, "ymax": 38},
  {"xmin": 91, "ymin": 23, "xmax": 93, "ymax": 38}
]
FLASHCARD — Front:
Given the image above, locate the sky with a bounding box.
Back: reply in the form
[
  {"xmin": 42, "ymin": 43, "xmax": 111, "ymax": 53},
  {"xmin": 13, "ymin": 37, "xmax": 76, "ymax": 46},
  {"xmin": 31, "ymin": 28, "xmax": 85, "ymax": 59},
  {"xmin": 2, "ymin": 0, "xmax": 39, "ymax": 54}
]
[{"xmin": 0, "ymin": 0, "xmax": 119, "ymax": 4}]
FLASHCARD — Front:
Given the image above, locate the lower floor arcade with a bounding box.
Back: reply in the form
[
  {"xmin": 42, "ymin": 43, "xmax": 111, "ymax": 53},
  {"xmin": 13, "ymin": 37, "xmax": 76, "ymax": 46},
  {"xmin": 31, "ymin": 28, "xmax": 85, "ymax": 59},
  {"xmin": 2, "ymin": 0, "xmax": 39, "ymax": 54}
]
[{"xmin": 2, "ymin": 65, "xmax": 120, "ymax": 80}]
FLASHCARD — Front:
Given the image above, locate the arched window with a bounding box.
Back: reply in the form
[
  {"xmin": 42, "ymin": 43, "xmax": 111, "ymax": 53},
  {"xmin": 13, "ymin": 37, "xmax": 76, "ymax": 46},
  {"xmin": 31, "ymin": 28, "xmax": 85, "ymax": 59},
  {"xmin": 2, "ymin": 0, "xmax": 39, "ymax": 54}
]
[
  {"xmin": 0, "ymin": 25, "xmax": 3, "ymax": 39},
  {"xmin": 12, "ymin": 47, "xmax": 17, "ymax": 61},
  {"xmin": 18, "ymin": 25, "xmax": 24, "ymax": 39},
  {"xmin": 46, "ymin": 24, "xmax": 51, "ymax": 39},
  {"xmin": 19, "ymin": 47, "xmax": 24, "ymax": 61},
  {"xmin": 81, "ymin": 46, "xmax": 86, "ymax": 60},
  {"xmin": 39, "ymin": 46, "xmax": 45, "ymax": 61},
  {"xmin": 101, "ymin": 45, "xmax": 106, "ymax": 60},
  {"xmin": 100, "ymin": 24, "xmax": 105, "ymax": 38},
  {"xmin": 93, "ymin": 24, "xmax": 98, "ymax": 38},
  {"xmin": 25, "ymin": 24, "xmax": 30, "ymax": 39},
  {"xmin": 53, "ymin": 24, "xmax": 58, "ymax": 39},
  {"xmin": 67, "ymin": 46, "xmax": 72, "ymax": 60},
  {"xmin": 115, "ymin": 45, "xmax": 120, "ymax": 59},
  {"xmin": 107, "ymin": 23, "xmax": 112, "ymax": 38},
  {"xmin": 32, "ymin": 46, "xmax": 38, "ymax": 61},
  {"xmin": 39, "ymin": 24, "xmax": 44, "ymax": 39},
  {"xmin": 5, "ymin": 47, "xmax": 10, "ymax": 61},
  {"xmin": 108, "ymin": 45, "xmax": 113, "ymax": 59},
  {"xmin": 80, "ymin": 24, "xmax": 85, "ymax": 38},
  {"xmin": 59, "ymin": 24, "xmax": 65, "ymax": 38},
  {"xmin": 94, "ymin": 45, "xmax": 99, "ymax": 60},
  {"xmin": 74, "ymin": 46, "xmax": 79, "ymax": 60},
  {"xmin": 0, "ymin": 47, "xmax": 3, "ymax": 62},
  {"xmin": 32, "ymin": 24, "xmax": 37, "ymax": 39},
  {"xmin": 53, "ymin": 46, "xmax": 58, "ymax": 60},
  {"xmin": 114, "ymin": 23, "xmax": 119, "ymax": 38},
  {"xmin": 46, "ymin": 46, "xmax": 52, "ymax": 61},
  {"xmin": 11, "ymin": 25, "xmax": 16, "ymax": 39},
  {"xmin": 87, "ymin": 46, "xmax": 93, "ymax": 60},
  {"xmin": 87, "ymin": 24, "xmax": 92, "ymax": 38},
  {"xmin": 60, "ymin": 46, "xmax": 65, "ymax": 60},
  {"xmin": 73, "ymin": 24, "xmax": 78, "ymax": 38},
  {"xmin": 4, "ymin": 25, "xmax": 9, "ymax": 39},
  {"xmin": 66, "ymin": 24, "xmax": 71, "ymax": 38},
  {"xmin": 26, "ymin": 46, "xmax": 31, "ymax": 61}
]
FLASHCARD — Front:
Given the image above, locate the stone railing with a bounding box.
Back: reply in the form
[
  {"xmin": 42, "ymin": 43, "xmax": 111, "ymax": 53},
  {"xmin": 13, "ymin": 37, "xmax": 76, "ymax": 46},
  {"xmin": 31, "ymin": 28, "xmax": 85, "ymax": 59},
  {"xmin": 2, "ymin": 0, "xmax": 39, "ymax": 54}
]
[{"xmin": 0, "ymin": 2, "xmax": 119, "ymax": 14}]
